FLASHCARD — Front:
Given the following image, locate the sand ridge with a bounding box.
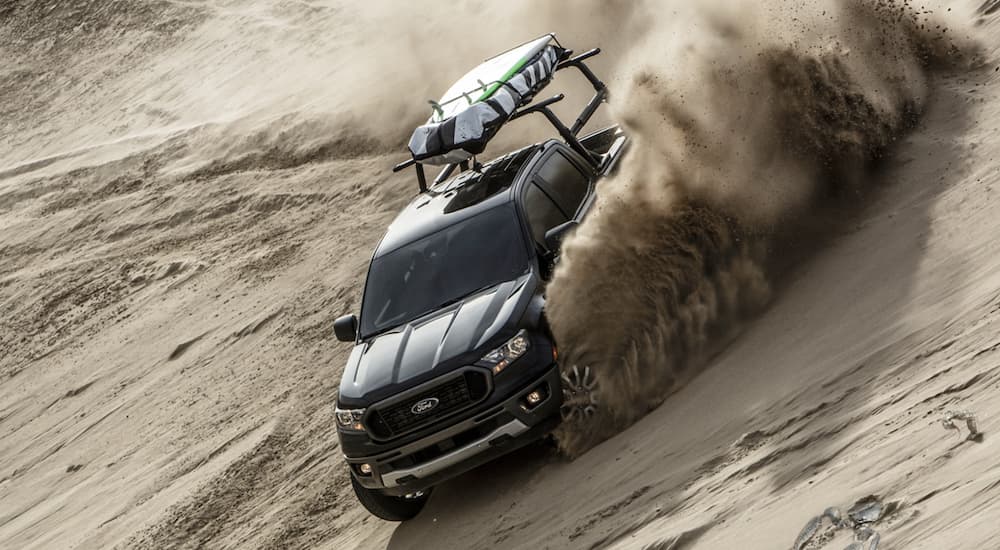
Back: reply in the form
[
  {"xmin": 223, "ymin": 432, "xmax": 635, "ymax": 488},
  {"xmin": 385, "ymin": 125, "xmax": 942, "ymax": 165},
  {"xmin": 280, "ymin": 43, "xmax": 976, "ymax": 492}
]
[{"xmin": 1, "ymin": 1, "xmax": 999, "ymax": 549}]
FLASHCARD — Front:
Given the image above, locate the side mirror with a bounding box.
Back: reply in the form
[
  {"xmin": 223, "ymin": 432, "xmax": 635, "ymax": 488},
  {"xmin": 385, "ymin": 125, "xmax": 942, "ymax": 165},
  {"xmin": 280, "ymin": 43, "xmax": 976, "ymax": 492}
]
[
  {"xmin": 544, "ymin": 220, "xmax": 579, "ymax": 253},
  {"xmin": 334, "ymin": 314, "xmax": 359, "ymax": 343}
]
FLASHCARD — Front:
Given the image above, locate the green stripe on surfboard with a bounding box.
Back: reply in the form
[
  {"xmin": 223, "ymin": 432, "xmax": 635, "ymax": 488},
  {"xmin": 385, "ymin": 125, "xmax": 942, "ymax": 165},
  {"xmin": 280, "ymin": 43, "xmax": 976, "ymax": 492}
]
[{"xmin": 474, "ymin": 54, "xmax": 532, "ymax": 103}]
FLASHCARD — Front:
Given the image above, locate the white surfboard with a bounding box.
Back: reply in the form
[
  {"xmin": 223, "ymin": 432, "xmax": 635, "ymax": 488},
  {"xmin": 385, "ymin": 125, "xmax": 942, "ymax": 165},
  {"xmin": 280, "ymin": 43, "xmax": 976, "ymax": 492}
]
[{"xmin": 431, "ymin": 35, "xmax": 556, "ymax": 123}]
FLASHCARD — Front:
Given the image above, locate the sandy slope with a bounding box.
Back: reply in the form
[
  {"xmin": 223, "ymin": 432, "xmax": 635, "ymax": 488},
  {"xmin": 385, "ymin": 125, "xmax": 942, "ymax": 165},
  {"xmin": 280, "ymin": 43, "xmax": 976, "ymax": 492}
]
[{"xmin": 2, "ymin": 1, "xmax": 1000, "ymax": 549}]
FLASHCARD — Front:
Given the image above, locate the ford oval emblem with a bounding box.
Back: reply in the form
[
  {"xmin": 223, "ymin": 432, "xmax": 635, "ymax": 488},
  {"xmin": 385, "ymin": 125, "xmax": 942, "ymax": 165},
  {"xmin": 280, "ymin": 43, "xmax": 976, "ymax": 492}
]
[{"xmin": 411, "ymin": 397, "xmax": 439, "ymax": 415}]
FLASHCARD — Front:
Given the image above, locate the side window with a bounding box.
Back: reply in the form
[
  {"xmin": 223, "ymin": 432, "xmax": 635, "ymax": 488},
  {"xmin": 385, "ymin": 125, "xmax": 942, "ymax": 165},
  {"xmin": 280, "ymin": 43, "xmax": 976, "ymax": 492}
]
[
  {"xmin": 523, "ymin": 183, "xmax": 568, "ymax": 246},
  {"xmin": 537, "ymin": 152, "xmax": 591, "ymax": 218}
]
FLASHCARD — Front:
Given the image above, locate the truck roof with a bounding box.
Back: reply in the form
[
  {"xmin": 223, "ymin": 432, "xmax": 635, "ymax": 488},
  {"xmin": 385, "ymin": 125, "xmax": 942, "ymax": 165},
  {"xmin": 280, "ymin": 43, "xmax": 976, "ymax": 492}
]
[{"xmin": 374, "ymin": 144, "xmax": 541, "ymax": 257}]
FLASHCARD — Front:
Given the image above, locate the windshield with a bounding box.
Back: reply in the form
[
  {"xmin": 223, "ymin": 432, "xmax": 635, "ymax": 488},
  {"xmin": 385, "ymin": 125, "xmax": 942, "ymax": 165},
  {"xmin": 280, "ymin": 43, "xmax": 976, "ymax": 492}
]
[{"xmin": 360, "ymin": 206, "xmax": 529, "ymax": 338}]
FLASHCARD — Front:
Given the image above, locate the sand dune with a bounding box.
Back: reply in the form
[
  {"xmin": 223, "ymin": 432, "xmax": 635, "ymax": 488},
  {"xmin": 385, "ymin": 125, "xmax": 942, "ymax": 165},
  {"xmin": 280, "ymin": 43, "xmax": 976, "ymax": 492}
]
[{"xmin": 2, "ymin": 1, "xmax": 1000, "ymax": 549}]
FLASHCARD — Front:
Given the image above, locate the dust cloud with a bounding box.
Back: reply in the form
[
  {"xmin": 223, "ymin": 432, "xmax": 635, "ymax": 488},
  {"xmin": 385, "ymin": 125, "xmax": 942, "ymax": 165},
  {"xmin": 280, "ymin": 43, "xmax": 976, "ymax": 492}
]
[{"xmin": 545, "ymin": 0, "xmax": 980, "ymax": 455}]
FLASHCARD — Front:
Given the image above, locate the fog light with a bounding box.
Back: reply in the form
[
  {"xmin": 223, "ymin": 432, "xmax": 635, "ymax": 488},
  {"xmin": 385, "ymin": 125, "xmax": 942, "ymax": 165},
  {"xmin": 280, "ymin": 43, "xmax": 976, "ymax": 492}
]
[
  {"xmin": 359, "ymin": 463, "xmax": 373, "ymax": 475},
  {"xmin": 526, "ymin": 390, "xmax": 544, "ymax": 405},
  {"xmin": 521, "ymin": 385, "xmax": 548, "ymax": 411}
]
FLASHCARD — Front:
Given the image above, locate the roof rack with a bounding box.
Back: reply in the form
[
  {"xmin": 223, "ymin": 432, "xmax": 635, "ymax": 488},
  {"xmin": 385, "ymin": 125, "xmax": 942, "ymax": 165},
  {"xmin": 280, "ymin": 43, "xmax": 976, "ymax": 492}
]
[{"xmin": 393, "ymin": 37, "xmax": 608, "ymax": 194}]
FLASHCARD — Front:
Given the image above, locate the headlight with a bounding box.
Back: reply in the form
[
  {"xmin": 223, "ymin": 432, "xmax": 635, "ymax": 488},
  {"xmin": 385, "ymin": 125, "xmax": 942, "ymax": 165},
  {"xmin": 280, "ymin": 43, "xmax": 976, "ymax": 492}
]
[
  {"xmin": 481, "ymin": 330, "xmax": 530, "ymax": 374},
  {"xmin": 335, "ymin": 407, "xmax": 366, "ymax": 432}
]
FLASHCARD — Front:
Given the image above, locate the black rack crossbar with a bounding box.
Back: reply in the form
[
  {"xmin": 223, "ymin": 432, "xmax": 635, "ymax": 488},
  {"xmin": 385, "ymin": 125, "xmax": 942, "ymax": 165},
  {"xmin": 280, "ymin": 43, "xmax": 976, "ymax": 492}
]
[
  {"xmin": 556, "ymin": 48, "xmax": 608, "ymax": 135},
  {"xmin": 392, "ymin": 158, "xmax": 415, "ymax": 172},
  {"xmin": 509, "ymin": 93, "xmax": 565, "ymax": 120},
  {"xmin": 511, "ymin": 94, "xmax": 599, "ymax": 168},
  {"xmin": 392, "ymin": 157, "xmax": 427, "ymax": 192}
]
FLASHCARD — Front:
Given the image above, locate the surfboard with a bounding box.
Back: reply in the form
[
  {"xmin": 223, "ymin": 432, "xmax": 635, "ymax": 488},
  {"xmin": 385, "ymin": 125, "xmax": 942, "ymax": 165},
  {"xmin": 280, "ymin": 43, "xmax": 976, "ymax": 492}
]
[
  {"xmin": 431, "ymin": 34, "xmax": 557, "ymax": 123},
  {"xmin": 408, "ymin": 35, "xmax": 564, "ymax": 165}
]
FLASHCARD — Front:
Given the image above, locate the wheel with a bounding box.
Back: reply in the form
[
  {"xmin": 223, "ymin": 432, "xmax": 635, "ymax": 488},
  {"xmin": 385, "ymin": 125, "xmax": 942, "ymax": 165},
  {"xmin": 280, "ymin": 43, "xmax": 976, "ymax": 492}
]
[{"xmin": 351, "ymin": 474, "xmax": 431, "ymax": 521}]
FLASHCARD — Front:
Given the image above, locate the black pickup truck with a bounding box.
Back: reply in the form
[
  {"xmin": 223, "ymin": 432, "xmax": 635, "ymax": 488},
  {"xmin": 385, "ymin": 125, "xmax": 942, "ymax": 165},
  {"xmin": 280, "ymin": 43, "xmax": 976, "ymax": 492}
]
[{"xmin": 332, "ymin": 34, "xmax": 627, "ymax": 521}]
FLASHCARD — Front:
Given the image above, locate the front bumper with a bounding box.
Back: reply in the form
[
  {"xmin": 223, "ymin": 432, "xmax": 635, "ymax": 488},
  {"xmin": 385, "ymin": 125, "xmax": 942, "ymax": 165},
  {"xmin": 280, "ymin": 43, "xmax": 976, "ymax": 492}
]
[{"xmin": 347, "ymin": 364, "xmax": 562, "ymax": 496}]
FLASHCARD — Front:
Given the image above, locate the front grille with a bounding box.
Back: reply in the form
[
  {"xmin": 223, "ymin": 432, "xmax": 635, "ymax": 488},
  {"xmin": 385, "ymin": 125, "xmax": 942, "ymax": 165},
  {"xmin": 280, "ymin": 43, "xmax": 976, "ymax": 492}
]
[{"xmin": 368, "ymin": 370, "xmax": 490, "ymax": 439}]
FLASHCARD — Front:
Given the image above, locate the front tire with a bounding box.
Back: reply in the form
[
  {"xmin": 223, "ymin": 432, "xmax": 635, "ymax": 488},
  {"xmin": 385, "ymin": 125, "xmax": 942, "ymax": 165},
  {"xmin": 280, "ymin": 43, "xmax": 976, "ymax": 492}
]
[{"xmin": 351, "ymin": 475, "xmax": 431, "ymax": 521}]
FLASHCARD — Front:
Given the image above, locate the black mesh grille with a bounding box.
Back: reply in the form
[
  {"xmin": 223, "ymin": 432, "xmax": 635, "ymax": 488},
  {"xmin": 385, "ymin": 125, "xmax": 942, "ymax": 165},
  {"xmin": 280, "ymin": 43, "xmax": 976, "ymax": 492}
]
[{"xmin": 369, "ymin": 370, "xmax": 490, "ymax": 439}]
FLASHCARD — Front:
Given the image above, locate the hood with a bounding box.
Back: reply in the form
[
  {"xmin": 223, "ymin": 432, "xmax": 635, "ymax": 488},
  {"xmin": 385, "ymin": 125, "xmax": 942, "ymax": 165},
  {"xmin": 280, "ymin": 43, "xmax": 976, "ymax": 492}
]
[{"xmin": 338, "ymin": 274, "xmax": 535, "ymax": 403}]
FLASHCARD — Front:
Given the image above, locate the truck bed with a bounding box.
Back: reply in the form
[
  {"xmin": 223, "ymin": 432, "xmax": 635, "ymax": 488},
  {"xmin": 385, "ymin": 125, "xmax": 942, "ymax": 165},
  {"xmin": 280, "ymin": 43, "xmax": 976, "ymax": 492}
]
[{"xmin": 580, "ymin": 125, "xmax": 628, "ymax": 175}]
